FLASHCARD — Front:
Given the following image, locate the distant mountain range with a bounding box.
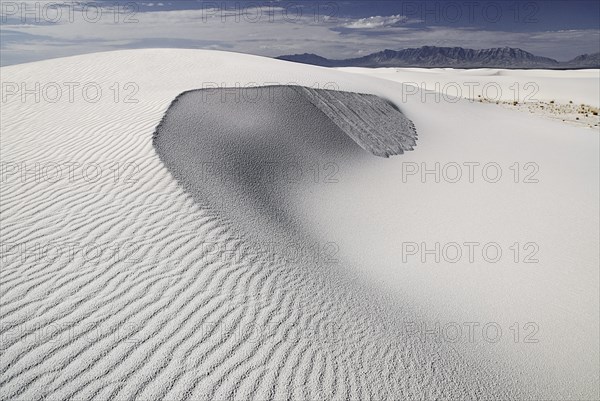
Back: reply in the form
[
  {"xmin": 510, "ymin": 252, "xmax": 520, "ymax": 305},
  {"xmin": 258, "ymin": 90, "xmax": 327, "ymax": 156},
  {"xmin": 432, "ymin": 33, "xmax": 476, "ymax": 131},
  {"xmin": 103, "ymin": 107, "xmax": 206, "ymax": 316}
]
[{"xmin": 277, "ymin": 46, "xmax": 600, "ymax": 69}]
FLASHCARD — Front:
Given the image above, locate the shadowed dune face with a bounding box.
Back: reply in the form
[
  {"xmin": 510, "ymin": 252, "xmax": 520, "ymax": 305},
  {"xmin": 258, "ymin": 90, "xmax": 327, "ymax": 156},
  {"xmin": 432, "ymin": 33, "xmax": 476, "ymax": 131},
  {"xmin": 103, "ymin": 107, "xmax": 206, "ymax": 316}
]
[{"xmin": 153, "ymin": 86, "xmax": 415, "ymax": 247}]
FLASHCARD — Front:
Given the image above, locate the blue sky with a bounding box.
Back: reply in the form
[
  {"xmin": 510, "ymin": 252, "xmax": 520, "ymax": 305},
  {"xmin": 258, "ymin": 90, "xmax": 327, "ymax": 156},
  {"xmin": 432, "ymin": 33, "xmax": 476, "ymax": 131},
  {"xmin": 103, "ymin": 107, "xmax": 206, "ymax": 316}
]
[{"xmin": 1, "ymin": 1, "xmax": 599, "ymax": 66}]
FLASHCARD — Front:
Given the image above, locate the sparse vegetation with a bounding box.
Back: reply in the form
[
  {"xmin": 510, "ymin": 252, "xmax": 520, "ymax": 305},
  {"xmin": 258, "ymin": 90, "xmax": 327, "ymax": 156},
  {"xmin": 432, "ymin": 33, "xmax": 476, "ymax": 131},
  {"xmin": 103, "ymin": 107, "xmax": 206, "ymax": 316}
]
[{"xmin": 476, "ymin": 97, "xmax": 600, "ymax": 129}]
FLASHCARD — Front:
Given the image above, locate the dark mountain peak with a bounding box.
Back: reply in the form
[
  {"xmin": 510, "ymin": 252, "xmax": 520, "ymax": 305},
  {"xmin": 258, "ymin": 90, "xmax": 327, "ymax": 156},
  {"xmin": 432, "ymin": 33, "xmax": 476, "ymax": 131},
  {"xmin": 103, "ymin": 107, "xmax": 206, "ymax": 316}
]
[
  {"xmin": 276, "ymin": 46, "xmax": 591, "ymax": 69},
  {"xmin": 567, "ymin": 52, "xmax": 600, "ymax": 67},
  {"xmin": 277, "ymin": 52, "xmax": 335, "ymax": 67}
]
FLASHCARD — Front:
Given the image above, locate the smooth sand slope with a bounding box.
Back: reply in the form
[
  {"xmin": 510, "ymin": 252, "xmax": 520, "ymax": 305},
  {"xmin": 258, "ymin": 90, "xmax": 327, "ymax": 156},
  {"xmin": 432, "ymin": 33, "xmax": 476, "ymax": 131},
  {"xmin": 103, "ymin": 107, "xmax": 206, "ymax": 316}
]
[
  {"xmin": 343, "ymin": 67, "xmax": 600, "ymax": 128},
  {"xmin": 1, "ymin": 49, "xmax": 599, "ymax": 400},
  {"xmin": 341, "ymin": 67, "xmax": 600, "ymax": 107}
]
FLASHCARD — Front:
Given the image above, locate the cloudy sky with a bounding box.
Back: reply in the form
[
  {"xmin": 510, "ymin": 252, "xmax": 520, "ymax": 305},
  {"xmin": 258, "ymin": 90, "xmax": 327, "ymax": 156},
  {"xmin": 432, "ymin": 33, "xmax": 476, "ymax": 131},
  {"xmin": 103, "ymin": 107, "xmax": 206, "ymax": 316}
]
[{"xmin": 1, "ymin": 0, "xmax": 599, "ymax": 66}]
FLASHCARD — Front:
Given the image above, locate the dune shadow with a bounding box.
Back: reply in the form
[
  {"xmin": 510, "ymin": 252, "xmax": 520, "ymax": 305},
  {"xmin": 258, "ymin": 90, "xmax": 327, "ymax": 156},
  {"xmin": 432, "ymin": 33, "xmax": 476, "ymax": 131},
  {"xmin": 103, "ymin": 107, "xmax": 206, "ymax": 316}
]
[{"xmin": 153, "ymin": 85, "xmax": 416, "ymax": 256}]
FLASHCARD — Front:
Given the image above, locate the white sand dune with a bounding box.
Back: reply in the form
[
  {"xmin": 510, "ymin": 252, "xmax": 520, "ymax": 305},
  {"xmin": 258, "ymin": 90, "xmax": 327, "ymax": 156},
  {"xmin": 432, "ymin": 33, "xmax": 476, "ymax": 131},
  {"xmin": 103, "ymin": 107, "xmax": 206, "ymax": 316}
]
[
  {"xmin": 1, "ymin": 49, "xmax": 598, "ymax": 400},
  {"xmin": 342, "ymin": 67, "xmax": 600, "ymax": 130},
  {"xmin": 341, "ymin": 67, "xmax": 600, "ymax": 107}
]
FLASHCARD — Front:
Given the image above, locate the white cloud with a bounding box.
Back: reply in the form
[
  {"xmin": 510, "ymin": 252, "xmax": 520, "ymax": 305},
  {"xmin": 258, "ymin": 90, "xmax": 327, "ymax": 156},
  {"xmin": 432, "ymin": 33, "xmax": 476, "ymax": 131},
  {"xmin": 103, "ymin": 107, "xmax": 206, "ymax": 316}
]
[{"xmin": 343, "ymin": 15, "xmax": 418, "ymax": 29}]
